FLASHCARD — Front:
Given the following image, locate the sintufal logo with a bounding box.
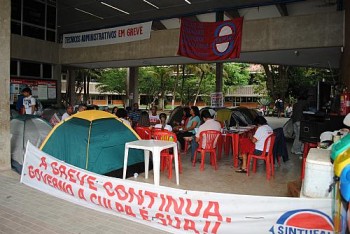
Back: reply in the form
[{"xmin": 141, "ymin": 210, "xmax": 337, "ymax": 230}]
[
  {"xmin": 269, "ymin": 209, "xmax": 334, "ymax": 234},
  {"xmin": 212, "ymin": 22, "xmax": 236, "ymax": 57}
]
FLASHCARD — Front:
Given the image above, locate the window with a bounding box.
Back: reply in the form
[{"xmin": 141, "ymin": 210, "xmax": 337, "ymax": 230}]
[
  {"xmin": 11, "ymin": 0, "xmax": 21, "ymax": 21},
  {"xmin": 23, "ymin": 0, "xmax": 45, "ymax": 26},
  {"xmin": 23, "ymin": 25, "xmax": 45, "ymax": 40},
  {"xmin": 43, "ymin": 64, "xmax": 52, "ymax": 78},
  {"xmin": 11, "ymin": 0, "xmax": 56, "ymax": 42},
  {"xmin": 46, "ymin": 30, "xmax": 56, "ymax": 42},
  {"xmin": 46, "ymin": 5, "xmax": 56, "ymax": 29},
  {"xmin": 10, "ymin": 61, "xmax": 18, "ymax": 76},
  {"xmin": 20, "ymin": 61, "xmax": 41, "ymax": 77},
  {"xmin": 11, "ymin": 21, "xmax": 21, "ymax": 35}
]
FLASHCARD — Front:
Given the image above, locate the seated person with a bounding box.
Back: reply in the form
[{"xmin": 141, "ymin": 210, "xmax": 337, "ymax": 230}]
[
  {"xmin": 137, "ymin": 111, "xmax": 151, "ymax": 128},
  {"xmin": 149, "ymin": 106, "xmax": 160, "ymax": 126},
  {"xmin": 172, "ymin": 106, "xmax": 191, "ymax": 132},
  {"xmin": 176, "ymin": 106, "xmax": 200, "ymax": 151},
  {"xmin": 236, "ymin": 116, "xmax": 273, "ymax": 173},
  {"xmin": 61, "ymin": 105, "xmax": 74, "ymax": 121},
  {"xmin": 116, "ymin": 108, "xmax": 131, "ymax": 126},
  {"xmin": 154, "ymin": 113, "xmax": 172, "ymax": 132},
  {"xmin": 191, "ymin": 109, "xmax": 221, "ymax": 161}
]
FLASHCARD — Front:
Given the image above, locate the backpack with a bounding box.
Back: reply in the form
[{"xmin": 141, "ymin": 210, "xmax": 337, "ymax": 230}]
[{"xmin": 35, "ymin": 99, "xmax": 43, "ymax": 116}]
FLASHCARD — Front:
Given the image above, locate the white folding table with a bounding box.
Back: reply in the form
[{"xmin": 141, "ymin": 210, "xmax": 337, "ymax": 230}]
[{"xmin": 122, "ymin": 139, "xmax": 179, "ymax": 186}]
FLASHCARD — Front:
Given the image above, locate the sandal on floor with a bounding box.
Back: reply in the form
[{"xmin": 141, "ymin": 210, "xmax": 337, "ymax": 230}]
[{"xmin": 235, "ymin": 168, "xmax": 247, "ymax": 173}]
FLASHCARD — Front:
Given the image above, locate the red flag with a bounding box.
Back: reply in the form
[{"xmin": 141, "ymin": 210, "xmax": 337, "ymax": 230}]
[{"xmin": 178, "ymin": 17, "xmax": 243, "ymax": 61}]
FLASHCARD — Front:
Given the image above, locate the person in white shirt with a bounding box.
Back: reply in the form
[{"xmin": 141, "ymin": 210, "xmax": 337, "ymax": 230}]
[
  {"xmin": 236, "ymin": 116, "xmax": 273, "ymax": 173},
  {"xmin": 61, "ymin": 105, "xmax": 74, "ymax": 121},
  {"xmin": 149, "ymin": 106, "xmax": 160, "ymax": 126},
  {"xmin": 285, "ymin": 103, "xmax": 293, "ymax": 118},
  {"xmin": 191, "ymin": 109, "xmax": 221, "ymax": 160},
  {"xmin": 22, "ymin": 87, "xmax": 36, "ymax": 115},
  {"xmin": 154, "ymin": 113, "xmax": 172, "ymax": 131}
]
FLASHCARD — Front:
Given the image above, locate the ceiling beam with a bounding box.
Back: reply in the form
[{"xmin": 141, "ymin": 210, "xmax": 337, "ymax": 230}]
[
  {"xmin": 225, "ymin": 9, "xmax": 240, "ymax": 19},
  {"xmin": 276, "ymin": 3, "xmax": 289, "ymax": 16},
  {"xmin": 151, "ymin": 20, "xmax": 167, "ymax": 30}
]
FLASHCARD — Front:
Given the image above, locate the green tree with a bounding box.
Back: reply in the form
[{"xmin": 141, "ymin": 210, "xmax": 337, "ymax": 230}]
[
  {"xmin": 139, "ymin": 66, "xmax": 174, "ymax": 109},
  {"xmin": 186, "ymin": 64, "xmax": 215, "ymax": 106},
  {"xmin": 224, "ymin": 63, "xmax": 250, "ymax": 86},
  {"xmin": 139, "ymin": 67, "xmax": 161, "ymax": 107},
  {"xmin": 96, "ymin": 68, "xmax": 127, "ymax": 94},
  {"xmin": 76, "ymin": 69, "xmax": 101, "ymax": 104}
]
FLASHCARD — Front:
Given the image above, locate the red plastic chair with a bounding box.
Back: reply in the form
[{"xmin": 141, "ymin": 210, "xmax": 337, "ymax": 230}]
[
  {"xmin": 183, "ymin": 137, "xmax": 193, "ymax": 154},
  {"xmin": 193, "ymin": 130, "xmax": 221, "ymax": 171},
  {"xmin": 153, "ymin": 131, "xmax": 182, "ymax": 179},
  {"xmin": 134, "ymin": 126, "xmax": 152, "ymax": 140},
  {"xmin": 247, "ymin": 133, "xmax": 276, "ymax": 180}
]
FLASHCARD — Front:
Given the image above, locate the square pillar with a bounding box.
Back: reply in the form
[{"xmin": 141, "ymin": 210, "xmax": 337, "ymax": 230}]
[
  {"xmin": 127, "ymin": 67, "xmax": 139, "ymax": 107},
  {"xmin": 0, "ymin": 0, "xmax": 11, "ymax": 170}
]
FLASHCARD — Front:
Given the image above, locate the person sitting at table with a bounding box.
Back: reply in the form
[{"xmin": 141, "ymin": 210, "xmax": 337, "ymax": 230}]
[
  {"xmin": 137, "ymin": 111, "xmax": 151, "ymax": 128},
  {"xmin": 191, "ymin": 109, "xmax": 221, "ymax": 161},
  {"xmin": 154, "ymin": 113, "xmax": 172, "ymax": 132},
  {"xmin": 149, "ymin": 105, "xmax": 160, "ymax": 126},
  {"xmin": 173, "ymin": 106, "xmax": 191, "ymax": 132},
  {"xmin": 176, "ymin": 106, "xmax": 201, "ymax": 151},
  {"xmin": 236, "ymin": 116, "xmax": 273, "ymax": 173}
]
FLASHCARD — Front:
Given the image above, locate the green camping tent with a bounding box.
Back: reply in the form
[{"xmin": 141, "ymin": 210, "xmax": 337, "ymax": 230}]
[{"xmin": 40, "ymin": 110, "xmax": 144, "ymax": 175}]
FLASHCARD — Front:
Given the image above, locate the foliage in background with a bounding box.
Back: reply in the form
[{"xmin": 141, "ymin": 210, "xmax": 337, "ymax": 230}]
[
  {"xmin": 96, "ymin": 68, "xmax": 127, "ymax": 93},
  {"xmin": 72, "ymin": 63, "xmax": 339, "ymax": 109},
  {"xmin": 76, "ymin": 69, "xmax": 101, "ymax": 104}
]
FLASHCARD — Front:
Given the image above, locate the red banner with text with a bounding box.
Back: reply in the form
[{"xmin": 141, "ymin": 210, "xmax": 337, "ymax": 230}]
[{"xmin": 178, "ymin": 18, "xmax": 243, "ymax": 61}]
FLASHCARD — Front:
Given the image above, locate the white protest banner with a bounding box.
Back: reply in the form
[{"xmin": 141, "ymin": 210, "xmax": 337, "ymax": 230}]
[
  {"xmin": 21, "ymin": 142, "xmax": 334, "ymax": 234},
  {"xmin": 62, "ymin": 21, "xmax": 152, "ymax": 48}
]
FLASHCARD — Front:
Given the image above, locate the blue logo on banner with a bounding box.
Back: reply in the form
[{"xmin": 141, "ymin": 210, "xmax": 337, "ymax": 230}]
[{"xmin": 212, "ymin": 22, "xmax": 236, "ymax": 57}]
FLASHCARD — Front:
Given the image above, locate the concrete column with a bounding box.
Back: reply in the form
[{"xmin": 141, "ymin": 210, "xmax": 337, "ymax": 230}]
[
  {"xmin": 0, "ymin": 0, "xmax": 11, "ymax": 170},
  {"xmin": 53, "ymin": 64, "xmax": 62, "ymax": 107},
  {"xmin": 215, "ymin": 11, "xmax": 224, "ymax": 93},
  {"xmin": 67, "ymin": 69, "xmax": 76, "ymax": 106},
  {"xmin": 127, "ymin": 67, "xmax": 139, "ymax": 106},
  {"xmin": 341, "ymin": 1, "xmax": 350, "ymax": 88},
  {"xmin": 216, "ymin": 63, "xmax": 224, "ymax": 92}
]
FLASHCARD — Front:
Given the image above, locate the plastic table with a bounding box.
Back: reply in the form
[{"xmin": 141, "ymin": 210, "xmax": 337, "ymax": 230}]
[
  {"xmin": 122, "ymin": 139, "xmax": 179, "ymax": 186},
  {"xmin": 222, "ymin": 126, "xmax": 256, "ymax": 168}
]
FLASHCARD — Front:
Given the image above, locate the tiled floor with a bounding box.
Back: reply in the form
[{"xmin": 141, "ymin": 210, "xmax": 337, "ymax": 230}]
[{"xmin": 0, "ymin": 117, "xmax": 301, "ymax": 233}]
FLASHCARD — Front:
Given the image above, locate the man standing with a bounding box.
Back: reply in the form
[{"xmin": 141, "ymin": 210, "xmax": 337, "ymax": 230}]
[
  {"xmin": 191, "ymin": 109, "xmax": 221, "ymax": 160},
  {"xmin": 22, "ymin": 87, "xmax": 36, "ymax": 115},
  {"xmin": 291, "ymin": 95, "xmax": 309, "ymax": 155},
  {"xmin": 275, "ymin": 97, "xmax": 284, "ymax": 118},
  {"xmin": 61, "ymin": 105, "xmax": 74, "ymax": 121}
]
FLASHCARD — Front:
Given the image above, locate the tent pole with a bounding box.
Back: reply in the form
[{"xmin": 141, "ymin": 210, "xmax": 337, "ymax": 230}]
[{"xmin": 85, "ymin": 122, "xmax": 93, "ymax": 170}]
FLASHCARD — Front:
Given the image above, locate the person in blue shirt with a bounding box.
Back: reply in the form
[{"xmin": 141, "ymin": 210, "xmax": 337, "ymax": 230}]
[{"xmin": 176, "ymin": 106, "xmax": 201, "ymax": 151}]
